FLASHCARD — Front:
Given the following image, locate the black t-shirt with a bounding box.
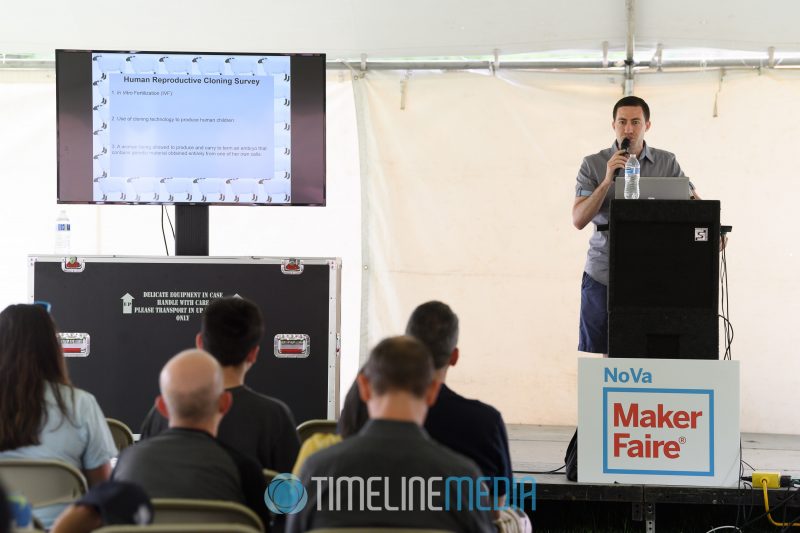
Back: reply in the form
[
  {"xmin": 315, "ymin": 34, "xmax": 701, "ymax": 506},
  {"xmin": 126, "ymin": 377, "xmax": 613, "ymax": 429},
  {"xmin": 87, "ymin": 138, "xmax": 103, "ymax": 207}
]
[
  {"xmin": 140, "ymin": 385, "xmax": 300, "ymax": 472},
  {"xmin": 113, "ymin": 427, "xmax": 270, "ymax": 530}
]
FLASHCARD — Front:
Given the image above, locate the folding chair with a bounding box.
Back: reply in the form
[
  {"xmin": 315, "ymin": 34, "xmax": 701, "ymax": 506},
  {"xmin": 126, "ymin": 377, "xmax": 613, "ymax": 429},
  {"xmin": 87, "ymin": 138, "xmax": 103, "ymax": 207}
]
[
  {"xmin": 262, "ymin": 468, "xmax": 279, "ymax": 485},
  {"xmin": 0, "ymin": 459, "xmax": 87, "ymax": 507},
  {"xmin": 151, "ymin": 499, "xmax": 263, "ymax": 533},
  {"xmin": 96, "ymin": 525, "xmax": 261, "ymax": 533},
  {"xmin": 296, "ymin": 419, "xmax": 338, "ymax": 444},
  {"xmin": 106, "ymin": 418, "xmax": 135, "ymax": 453},
  {"xmin": 307, "ymin": 527, "xmax": 447, "ymax": 533}
]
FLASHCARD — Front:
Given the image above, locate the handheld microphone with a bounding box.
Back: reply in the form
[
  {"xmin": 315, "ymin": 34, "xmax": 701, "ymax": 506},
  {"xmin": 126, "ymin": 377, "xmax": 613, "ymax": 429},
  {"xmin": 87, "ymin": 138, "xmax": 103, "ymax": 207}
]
[{"xmin": 615, "ymin": 138, "xmax": 631, "ymax": 179}]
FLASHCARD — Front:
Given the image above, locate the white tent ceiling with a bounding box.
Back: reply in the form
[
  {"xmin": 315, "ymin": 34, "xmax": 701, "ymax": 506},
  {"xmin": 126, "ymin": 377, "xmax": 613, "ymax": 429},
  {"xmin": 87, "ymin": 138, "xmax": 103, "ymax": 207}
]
[{"xmin": 2, "ymin": 0, "xmax": 800, "ymax": 59}]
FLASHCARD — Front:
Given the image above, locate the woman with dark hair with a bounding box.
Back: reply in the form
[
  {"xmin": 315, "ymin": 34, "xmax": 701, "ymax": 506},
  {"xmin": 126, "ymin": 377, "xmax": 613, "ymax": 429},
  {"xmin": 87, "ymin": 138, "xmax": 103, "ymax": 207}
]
[{"xmin": 0, "ymin": 304, "xmax": 116, "ymax": 526}]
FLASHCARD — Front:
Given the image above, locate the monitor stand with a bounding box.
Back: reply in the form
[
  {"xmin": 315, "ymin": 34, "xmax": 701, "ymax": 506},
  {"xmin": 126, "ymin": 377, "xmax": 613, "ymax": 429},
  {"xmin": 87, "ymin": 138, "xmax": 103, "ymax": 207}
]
[{"xmin": 175, "ymin": 205, "xmax": 209, "ymax": 256}]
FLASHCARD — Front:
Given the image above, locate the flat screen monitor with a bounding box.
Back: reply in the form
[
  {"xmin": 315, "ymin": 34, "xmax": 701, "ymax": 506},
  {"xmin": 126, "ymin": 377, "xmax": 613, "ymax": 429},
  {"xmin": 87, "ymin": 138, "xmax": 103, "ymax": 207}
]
[{"xmin": 56, "ymin": 50, "xmax": 326, "ymax": 206}]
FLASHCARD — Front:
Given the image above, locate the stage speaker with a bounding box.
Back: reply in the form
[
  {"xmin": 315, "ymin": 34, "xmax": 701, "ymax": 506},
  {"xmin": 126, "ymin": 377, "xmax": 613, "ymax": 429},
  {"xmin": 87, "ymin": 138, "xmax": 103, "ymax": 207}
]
[{"xmin": 608, "ymin": 200, "xmax": 719, "ymax": 359}]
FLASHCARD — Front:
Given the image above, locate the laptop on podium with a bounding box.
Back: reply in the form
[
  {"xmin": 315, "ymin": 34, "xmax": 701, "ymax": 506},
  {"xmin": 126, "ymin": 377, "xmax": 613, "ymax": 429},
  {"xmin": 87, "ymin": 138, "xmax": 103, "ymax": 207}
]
[{"xmin": 614, "ymin": 176, "xmax": 691, "ymax": 199}]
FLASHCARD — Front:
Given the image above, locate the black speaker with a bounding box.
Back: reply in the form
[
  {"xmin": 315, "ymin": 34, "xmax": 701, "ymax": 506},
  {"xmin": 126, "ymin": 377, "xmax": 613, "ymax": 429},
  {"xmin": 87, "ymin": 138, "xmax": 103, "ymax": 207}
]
[{"xmin": 608, "ymin": 200, "xmax": 719, "ymax": 359}]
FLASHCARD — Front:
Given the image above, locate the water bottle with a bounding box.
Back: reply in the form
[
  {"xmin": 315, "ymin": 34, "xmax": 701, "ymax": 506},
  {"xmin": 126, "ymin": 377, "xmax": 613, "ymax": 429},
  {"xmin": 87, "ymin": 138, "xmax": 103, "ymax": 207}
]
[
  {"xmin": 8, "ymin": 493, "xmax": 32, "ymax": 529},
  {"xmin": 55, "ymin": 210, "xmax": 71, "ymax": 255},
  {"xmin": 624, "ymin": 153, "xmax": 640, "ymax": 199}
]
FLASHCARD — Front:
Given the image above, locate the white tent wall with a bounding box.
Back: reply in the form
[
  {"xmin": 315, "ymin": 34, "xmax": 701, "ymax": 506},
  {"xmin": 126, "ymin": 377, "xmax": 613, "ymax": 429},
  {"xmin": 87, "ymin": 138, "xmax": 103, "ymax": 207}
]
[
  {"xmin": 0, "ymin": 70, "xmax": 363, "ymax": 403},
  {"xmin": 356, "ymin": 68, "xmax": 800, "ymax": 434}
]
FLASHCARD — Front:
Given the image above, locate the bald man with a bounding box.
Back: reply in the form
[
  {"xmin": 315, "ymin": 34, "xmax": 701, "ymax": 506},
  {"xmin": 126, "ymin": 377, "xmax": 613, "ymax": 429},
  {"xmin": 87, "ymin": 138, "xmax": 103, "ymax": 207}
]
[{"xmin": 112, "ymin": 350, "xmax": 270, "ymax": 529}]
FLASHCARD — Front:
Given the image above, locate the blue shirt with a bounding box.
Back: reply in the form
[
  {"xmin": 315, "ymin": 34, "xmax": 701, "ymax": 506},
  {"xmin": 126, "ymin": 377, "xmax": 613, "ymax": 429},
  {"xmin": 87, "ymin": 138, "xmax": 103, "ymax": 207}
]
[{"xmin": 0, "ymin": 383, "xmax": 117, "ymax": 528}]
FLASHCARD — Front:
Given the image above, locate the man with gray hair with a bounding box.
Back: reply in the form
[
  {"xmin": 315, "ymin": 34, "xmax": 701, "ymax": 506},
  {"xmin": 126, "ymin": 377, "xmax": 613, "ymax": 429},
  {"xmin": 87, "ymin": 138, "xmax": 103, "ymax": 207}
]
[{"xmin": 113, "ymin": 350, "xmax": 270, "ymax": 529}]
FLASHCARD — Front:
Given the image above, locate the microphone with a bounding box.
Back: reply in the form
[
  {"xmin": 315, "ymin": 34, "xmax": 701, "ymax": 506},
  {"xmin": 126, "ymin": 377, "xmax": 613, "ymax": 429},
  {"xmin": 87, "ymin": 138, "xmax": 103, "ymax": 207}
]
[{"xmin": 615, "ymin": 138, "xmax": 631, "ymax": 179}]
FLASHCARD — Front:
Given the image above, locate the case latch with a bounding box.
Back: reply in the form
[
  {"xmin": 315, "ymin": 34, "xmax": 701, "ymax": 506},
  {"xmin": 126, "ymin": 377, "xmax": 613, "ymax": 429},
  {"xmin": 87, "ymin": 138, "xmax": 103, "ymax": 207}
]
[
  {"xmin": 274, "ymin": 334, "xmax": 310, "ymax": 358},
  {"xmin": 281, "ymin": 259, "xmax": 304, "ymax": 275},
  {"xmin": 59, "ymin": 332, "xmax": 91, "ymax": 357}
]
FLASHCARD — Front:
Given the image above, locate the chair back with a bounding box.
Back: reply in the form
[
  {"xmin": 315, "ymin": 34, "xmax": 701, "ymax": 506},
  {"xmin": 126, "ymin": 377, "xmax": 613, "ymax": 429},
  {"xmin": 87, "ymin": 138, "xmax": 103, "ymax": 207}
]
[
  {"xmin": 95, "ymin": 525, "xmax": 261, "ymax": 533},
  {"xmin": 263, "ymin": 468, "xmax": 279, "ymax": 485},
  {"xmin": 307, "ymin": 529, "xmax": 452, "ymax": 533},
  {"xmin": 106, "ymin": 418, "xmax": 135, "ymax": 453},
  {"xmin": 296, "ymin": 419, "xmax": 337, "ymax": 444},
  {"xmin": 151, "ymin": 499, "xmax": 263, "ymax": 533},
  {"xmin": 0, "ymin": 459, "xmax": 87, "ymax": 507}
]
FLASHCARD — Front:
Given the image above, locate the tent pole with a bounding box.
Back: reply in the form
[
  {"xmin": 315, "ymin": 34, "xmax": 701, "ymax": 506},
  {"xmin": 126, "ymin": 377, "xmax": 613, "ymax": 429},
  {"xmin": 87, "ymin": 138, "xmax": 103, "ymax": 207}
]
[{"xmin": 624, "ymin": 0, "xmax": 636, "ymax": 95}]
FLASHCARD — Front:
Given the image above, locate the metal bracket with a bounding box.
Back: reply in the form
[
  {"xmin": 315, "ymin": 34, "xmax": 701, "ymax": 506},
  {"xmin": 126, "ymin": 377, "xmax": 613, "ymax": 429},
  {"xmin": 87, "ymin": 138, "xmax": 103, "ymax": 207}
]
[
  {"xmin": 653, "ymin": 43, "xmax": 663, "ymax": 72},
  {"xmin": 360, "ymin": 53, "xmax": 367, "ymax": 72},
  {"xmin": 602, "ymin": 41, "xmax": 609, "ymax": 68},
  {"xmin": 491, "ymin": 48, "xmax": 500, "ymax": 76},
  {"xmin": 645, "ymin": 502, "xmax": 656, "ymax": 533},
  {"xmin": 631, "ymin": 502, "xmax": 643, "ymax": 521},
  {"xmin": 768, "ymin": 46, "xmax": 776, "ymax": 68},
  {"xmin": 400, "ymin": 71, "xmax": 410, "ymax": 110}
]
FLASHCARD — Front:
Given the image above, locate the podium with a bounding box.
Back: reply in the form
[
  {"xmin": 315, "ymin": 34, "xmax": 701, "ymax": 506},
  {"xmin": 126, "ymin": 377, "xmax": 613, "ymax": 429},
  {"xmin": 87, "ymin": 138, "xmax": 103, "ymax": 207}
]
[{"xmin": 608, "ymin": 200, "xmax": 720, "ymax": 359}]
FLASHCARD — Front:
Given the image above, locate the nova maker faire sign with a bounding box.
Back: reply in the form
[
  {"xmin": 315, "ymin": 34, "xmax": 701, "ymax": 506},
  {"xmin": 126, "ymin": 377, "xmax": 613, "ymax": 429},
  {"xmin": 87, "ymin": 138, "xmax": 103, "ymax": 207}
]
[{"xmin": 578, "ymin": 358, "xmax": 740, "ymax": 486}]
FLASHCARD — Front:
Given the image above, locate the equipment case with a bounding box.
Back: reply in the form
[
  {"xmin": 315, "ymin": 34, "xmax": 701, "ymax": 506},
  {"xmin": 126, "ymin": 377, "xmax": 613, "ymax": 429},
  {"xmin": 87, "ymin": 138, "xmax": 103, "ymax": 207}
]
[{"xmin": 29, "ymin": 255, "xmax": 341, "ymax": 430}]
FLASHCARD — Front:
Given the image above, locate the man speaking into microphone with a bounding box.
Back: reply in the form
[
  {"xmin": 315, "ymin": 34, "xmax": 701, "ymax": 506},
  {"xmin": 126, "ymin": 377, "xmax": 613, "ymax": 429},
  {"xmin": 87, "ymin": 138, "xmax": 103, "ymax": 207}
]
[{"xmin": 571, "ymin": 96, "xmax": 697, "ymax": 355}]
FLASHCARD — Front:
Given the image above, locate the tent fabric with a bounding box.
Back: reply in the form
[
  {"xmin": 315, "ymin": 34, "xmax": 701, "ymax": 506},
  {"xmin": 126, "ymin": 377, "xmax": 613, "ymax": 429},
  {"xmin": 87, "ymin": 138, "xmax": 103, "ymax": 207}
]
[
  {"xmin": 3, "ymin": 0, "xmax": 800, "ymax": 58},
  {"xmin": 354, "ymin": 67, "xmax": 800, "ymax": 433}
]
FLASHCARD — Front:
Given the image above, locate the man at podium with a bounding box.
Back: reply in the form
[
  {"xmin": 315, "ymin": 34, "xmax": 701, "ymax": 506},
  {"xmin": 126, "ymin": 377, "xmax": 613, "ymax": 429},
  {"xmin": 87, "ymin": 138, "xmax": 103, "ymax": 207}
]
[{"xmin": 571, "ymin": 96, "xmax": 697, "ymax": 355}]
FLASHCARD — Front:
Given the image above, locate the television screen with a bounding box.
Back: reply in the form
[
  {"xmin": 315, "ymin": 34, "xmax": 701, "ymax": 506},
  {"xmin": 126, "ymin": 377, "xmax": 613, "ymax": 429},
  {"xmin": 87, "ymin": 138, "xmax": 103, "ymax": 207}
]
[{"xmin": 56, "ymin": 50, "xmax": 325, "ymax": 205}]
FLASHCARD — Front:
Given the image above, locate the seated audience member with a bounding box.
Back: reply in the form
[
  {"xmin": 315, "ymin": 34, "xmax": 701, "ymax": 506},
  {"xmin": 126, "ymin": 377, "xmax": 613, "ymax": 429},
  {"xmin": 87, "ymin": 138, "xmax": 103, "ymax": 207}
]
[
  {"xmin": 140, "ymin": 297, "xmax": 300, "ymax": 472},
  {"xmin": 287, "ymin": 336, "xmax": 494, "ymax": 533},
  {"xmin": 407, "ymin": 301, "xmax": 513, "ymax": 507},
  {"xmin": 0, "ymin": 304, "xmax": 117, "ymax": 527},
  {"xmin": 51, "ymin": 481, "xmax": 152, "ymax": 533},
  {"xmin": 0, "ymin": 483, "xmax": 12, "ymax": 533},
  {"xmin": 410, "ymin": 302, "xmax": 531, "ymax": 531},
  {"xmin": 113, "ymin": 350, "xmax": 270, "ymax": 529},
  {"xmin": 292, "ymin": 374, "xmax": 369, "ymax": 475}
]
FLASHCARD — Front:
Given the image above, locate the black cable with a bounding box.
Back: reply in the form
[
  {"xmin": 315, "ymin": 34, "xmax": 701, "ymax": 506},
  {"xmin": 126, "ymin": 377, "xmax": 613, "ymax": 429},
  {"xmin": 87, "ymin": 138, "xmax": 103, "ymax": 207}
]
[
  {"xmin": 719, "ymin": 241, "xmax": 734, "ymax": 360},
  {"xmin": 778, "ymin": 482, "xmax": 800, "ymax": 531},
  {"xmin": 736, "ymin": 440, "xmax": 745, "ymax": 527},
  {"xmin": 516, "ymin": 464, "xmax": 566, "ymax": 475},
  {"xmin": 738, "ymin": 485, "xmax": 800, "ymax": 530},
  {"xmin": 719, "ymin": 315, "xmax": 735, "ymax": 359},
  {"xmin": 161, "ymin": 205, "xmax": 170, "ymax": 256},
  {"xmin": 722, "ymin": 249, "xmax": 733, "ymax": 360},
  {"xmin": 165, "ymin": 205, "xmax": 176, "ymax": 239}
]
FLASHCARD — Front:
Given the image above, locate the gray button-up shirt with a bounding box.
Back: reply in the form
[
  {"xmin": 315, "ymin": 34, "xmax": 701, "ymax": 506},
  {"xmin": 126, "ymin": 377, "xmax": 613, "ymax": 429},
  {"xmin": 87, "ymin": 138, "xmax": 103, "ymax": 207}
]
[{"xmin": 575, "ymin": 141, "xmax": 692, "ymax": 286}]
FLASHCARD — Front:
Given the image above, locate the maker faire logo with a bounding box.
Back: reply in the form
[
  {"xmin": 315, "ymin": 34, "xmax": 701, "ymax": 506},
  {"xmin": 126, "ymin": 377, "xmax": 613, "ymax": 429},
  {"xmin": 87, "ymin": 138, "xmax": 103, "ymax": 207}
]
[{"xmin": 601, "ymin": 367, "xmax": 714, "ymax": 476}]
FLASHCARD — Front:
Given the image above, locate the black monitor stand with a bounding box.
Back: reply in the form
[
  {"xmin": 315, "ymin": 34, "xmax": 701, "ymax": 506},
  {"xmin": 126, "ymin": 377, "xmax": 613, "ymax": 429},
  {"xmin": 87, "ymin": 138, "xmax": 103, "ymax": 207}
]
[{"xmin": 175, "ymin": 205, "xmax": 209, "ymax": 256}]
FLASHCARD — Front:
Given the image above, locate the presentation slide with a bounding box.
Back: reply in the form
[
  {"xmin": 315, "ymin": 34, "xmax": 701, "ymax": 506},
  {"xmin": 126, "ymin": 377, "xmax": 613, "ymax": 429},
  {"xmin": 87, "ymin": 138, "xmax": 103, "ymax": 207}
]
[{"xmin": 91, "ymin": 53, "xmax": 292, "ymax": 203}]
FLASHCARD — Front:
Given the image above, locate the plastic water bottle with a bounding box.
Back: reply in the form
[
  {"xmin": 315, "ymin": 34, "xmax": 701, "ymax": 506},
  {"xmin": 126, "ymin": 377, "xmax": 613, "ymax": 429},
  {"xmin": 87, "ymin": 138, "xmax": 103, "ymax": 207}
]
[
  {"xmin": 624, "ymin": 153, "xmax": 640, "ymax": 199},
  {"xmin": 8, "ymin": 493, "xmax": 32, "ymax": 529},
  {"xmin": 55, "ymin": 210, "xmax": 71, "ymax": 255}
]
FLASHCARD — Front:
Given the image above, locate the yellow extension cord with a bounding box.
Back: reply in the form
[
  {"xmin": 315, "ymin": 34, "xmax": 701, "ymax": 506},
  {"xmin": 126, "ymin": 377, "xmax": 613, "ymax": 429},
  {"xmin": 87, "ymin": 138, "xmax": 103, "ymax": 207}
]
[{"xmin": 761, "ymin": 478, "xmax": 800, "ymax": 528}]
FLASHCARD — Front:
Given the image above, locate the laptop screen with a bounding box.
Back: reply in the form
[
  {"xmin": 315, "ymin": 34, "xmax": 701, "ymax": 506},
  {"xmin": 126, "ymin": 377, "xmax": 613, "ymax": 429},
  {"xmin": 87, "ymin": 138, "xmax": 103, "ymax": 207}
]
[{"xmin": 614, "ymin": 176, "xmax": 691, "ymax": 200}]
